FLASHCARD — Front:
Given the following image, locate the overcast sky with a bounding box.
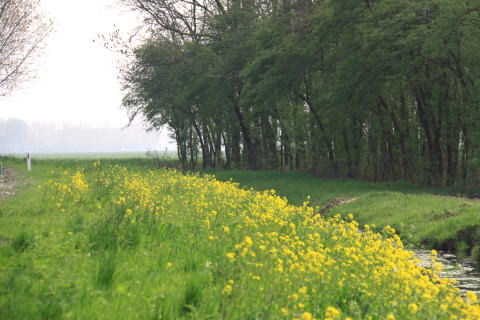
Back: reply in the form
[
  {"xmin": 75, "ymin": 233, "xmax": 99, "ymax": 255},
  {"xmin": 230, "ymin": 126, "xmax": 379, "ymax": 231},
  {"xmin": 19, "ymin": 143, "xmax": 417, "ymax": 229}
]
[{"xmin": 0, "ymin": 0, "xmax": 171, "ymax": 150}]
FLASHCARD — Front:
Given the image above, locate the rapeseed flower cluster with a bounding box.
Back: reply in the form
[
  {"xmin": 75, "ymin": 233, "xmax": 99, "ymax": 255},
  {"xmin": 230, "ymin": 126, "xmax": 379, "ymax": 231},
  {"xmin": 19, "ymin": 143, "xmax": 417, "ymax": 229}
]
[
  {"xmin": 40, "ymin": 164, "xmax": 480, "ymax": 319},
  {"xmin": 41, "ymin": 170, "xmax": 89, "ymax": 211}
]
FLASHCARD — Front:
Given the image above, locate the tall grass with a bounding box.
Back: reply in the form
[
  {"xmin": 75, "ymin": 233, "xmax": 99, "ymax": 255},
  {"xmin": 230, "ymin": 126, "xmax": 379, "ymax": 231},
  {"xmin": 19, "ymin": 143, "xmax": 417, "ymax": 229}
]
[{"xmin": 0, "ymin": 162, "xmax": 478, "ymax": 319}]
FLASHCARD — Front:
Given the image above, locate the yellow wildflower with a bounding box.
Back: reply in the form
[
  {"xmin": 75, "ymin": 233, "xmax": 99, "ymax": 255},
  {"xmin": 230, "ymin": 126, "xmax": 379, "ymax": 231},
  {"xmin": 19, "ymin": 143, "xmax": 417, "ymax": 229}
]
[
  {"xmin": 226, "ymin": 252, "xmax": 236, "ymax": 262},
  {"xmin": 325, "ymin": 306, "xmax": 340, "ymax": 319},
  {"xmin": 408, "ymin": 303, "xmax": 418, "ymax": 314},
  {"xmin": 300, "ymin": 312, "xmax": 312, "ymax": 320},
  {"xmin": 466, "ymin": 291, "xmax": 478, "ymax": 303},
  {"xmin": 222, "ymin": 284, "xmax": 232, "ymax": 295}
]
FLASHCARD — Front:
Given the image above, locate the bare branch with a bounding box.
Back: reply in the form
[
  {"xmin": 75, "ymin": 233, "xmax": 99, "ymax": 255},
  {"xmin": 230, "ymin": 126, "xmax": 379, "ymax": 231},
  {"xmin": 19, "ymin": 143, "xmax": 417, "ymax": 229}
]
[{"xmin": 0, "ymin": 0, "xmax": 52, "ymax": 96}]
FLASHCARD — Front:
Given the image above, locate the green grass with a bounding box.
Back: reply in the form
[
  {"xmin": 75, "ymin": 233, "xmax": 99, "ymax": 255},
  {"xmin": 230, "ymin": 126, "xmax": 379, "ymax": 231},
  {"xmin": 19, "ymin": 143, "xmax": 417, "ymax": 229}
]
[
  {"xmin": 0, "ymin": 160, "xmax": 477, "ymax": 319},
  {"xmin": 204, "ymin": 170, "xmax": 480, "ymax": 253},
  {"xmin": 3, "ymin": 157, "xmax": 480, "ymax": 254},
  {"xmin": 4, "ymin": 157, "xmax": 480, "ymax": 254},
  {"xmin": 0, "ymin": 159, "xmax": 192, "ymax": 319}
]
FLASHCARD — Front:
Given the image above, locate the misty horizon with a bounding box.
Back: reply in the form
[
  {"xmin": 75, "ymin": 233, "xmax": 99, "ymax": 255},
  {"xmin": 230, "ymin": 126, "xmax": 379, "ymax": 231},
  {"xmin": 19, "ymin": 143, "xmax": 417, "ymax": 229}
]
[{"xmin": 0, "ymin": 118, "xmax": 173, "ymax": 154}]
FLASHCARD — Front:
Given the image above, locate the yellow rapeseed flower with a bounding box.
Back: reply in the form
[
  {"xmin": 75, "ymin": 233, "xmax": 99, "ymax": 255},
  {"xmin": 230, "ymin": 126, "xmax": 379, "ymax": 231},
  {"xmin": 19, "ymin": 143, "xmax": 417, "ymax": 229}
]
[
  {"xmin": 299, "ymin": 312, "xmax": 312, "ymax": 320},
  {"xmin": 38, "ymin": 165, "xmax": 480, "ymax": 319},
  {"xmin": 466, "ymin": 291, "xmax": 478, "ymax": 303},
  {"xmin": 222, "ymin": 284, "xmax": 232, "ymax": 295},
  {"xmin": 408, "ymin": 303, "xmax": 418, "ymax": 314},
  {"xmin": 226, "ymin": 252, "xmax": 236, "ymax": 262},
  {"xmin": 324, "ymin": 306, "xmax": 340, "ymax": 319}
]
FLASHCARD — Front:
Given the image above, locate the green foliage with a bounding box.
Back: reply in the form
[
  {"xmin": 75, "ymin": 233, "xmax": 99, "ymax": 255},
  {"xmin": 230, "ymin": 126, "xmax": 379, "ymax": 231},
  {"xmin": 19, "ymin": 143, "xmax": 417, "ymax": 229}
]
[
  {"xmin": 456, "ymin": 241, "xmax": 469, "ymax": 261},
  {"xmin": 472, "ymin": 245, "xmax": 480, "ymax": 263},
  {"xmin": 11, "ymin": 232, "xmax": 33, "ymax": 253},
  {"xmin": 120, "ymin": 0, "xmax": 480, "ymax": 187},
  {"xmin": 87, "ymin": 214, "xmax": 121, "ymax": 252},
  {"xmin": 95, "ymin": 251, "xmax": 117, "ymax": 288}
]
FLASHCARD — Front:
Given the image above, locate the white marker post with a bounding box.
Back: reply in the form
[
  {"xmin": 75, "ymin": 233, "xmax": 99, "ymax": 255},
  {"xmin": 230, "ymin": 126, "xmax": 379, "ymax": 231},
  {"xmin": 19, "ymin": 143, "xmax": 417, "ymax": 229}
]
[{"xmin": 26, "ymin": 153, "xmax": 31, "ymax": 171}]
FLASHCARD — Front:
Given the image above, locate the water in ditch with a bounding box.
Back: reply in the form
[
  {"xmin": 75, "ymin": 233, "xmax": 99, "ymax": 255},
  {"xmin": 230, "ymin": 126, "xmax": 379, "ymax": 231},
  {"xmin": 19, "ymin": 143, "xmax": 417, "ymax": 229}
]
[{"xmin": 414, "ymin": 249, "xmax": 480, "ymax": 293}]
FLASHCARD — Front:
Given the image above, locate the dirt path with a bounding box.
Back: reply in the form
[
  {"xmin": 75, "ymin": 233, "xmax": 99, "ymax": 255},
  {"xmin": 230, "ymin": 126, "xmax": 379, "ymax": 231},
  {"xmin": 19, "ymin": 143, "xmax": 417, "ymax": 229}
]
[
  {"xmin": 319, "ymin": 197, "xmax": 358, "ymax": 214},
  {"xmin": 0, "ymin": 167, "xmax": 19, "ymax": 200}
]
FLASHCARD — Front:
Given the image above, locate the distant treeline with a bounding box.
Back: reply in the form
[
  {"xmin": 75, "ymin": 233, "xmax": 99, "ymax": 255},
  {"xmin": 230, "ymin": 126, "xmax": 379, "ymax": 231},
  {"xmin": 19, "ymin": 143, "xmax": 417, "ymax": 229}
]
[{"xmin": 121, "ymin": 0, "xmax": 480, "ymax": 187}]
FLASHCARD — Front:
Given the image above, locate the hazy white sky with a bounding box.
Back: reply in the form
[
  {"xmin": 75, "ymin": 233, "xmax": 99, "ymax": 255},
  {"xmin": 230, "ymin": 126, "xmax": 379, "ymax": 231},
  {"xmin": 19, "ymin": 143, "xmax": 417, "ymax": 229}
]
[{"xmin": 0, "ymin": 0, "xmax": 152, "ymax": 129}]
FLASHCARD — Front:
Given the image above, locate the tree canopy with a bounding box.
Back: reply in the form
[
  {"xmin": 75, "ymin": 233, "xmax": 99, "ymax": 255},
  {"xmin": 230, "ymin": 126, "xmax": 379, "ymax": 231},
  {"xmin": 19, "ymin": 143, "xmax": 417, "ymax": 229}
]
[{"xmin": 120, "ymin": 0, "xmax": 480, "ymax": 187}]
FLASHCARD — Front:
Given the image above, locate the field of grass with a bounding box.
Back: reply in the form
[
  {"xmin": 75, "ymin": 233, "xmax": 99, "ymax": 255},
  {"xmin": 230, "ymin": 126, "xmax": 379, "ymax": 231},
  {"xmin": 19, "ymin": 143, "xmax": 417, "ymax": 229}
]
[
  {"xmin": 204, "ymin": 170, "xmax": 480, "ymax": 257},
  {"xmin": 1, "ymin": 158, "xmax": 480, "ymax": 319}
]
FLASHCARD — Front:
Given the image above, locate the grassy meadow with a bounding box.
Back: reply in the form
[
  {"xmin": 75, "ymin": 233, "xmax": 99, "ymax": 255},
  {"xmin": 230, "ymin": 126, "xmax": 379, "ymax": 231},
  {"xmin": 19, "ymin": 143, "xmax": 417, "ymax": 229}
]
[{"xmin": 1, "ymin": 157, "xmax": 480, "ymax": 319}]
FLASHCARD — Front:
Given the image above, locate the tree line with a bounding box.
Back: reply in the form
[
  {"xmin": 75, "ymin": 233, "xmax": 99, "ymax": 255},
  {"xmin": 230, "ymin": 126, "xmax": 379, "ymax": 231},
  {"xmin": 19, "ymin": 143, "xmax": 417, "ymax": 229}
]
[{"xmin": 120, "ymin": 0, "xmax": 480, "ymax": 187}]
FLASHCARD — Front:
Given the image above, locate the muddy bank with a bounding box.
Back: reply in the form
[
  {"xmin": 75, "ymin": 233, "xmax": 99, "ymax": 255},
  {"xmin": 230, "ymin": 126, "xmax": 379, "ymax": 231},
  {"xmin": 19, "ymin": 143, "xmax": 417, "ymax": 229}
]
[{"xmin": 0, "ymin": 167, "xmax": 19, "ymax": 200}]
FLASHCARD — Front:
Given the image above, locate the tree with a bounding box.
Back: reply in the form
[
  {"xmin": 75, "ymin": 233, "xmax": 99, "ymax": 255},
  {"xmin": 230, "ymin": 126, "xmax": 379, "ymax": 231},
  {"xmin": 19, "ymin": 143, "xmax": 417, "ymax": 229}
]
[
  {"xmin": 120, "ymin": 0, "xmax": 480, "ymax": 186},
  {"xmin": 0, "ymin": 0, "xmax": 51, "ymax": 95}
]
